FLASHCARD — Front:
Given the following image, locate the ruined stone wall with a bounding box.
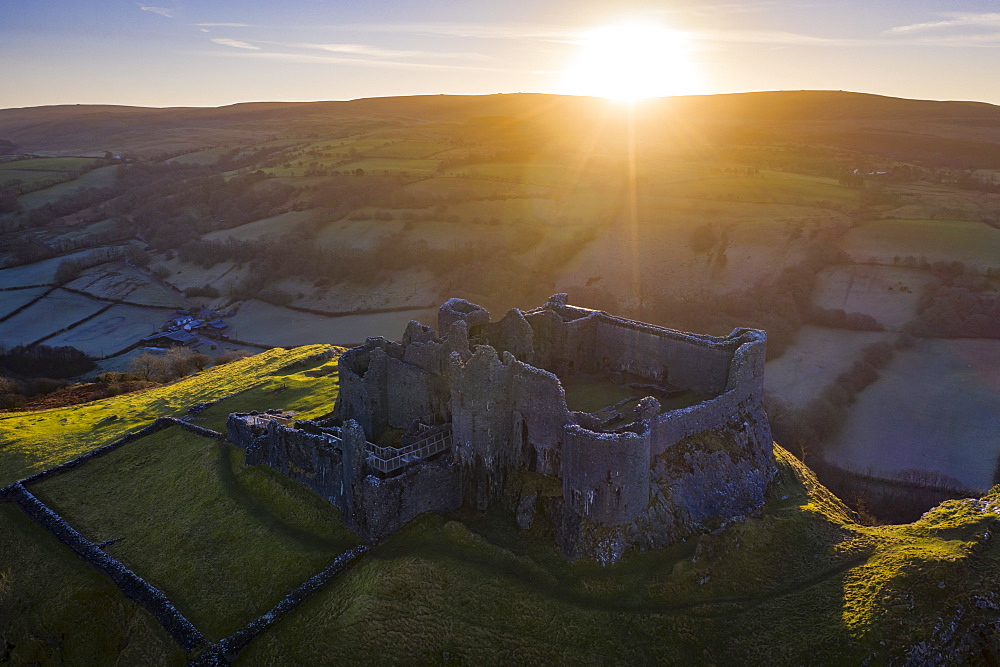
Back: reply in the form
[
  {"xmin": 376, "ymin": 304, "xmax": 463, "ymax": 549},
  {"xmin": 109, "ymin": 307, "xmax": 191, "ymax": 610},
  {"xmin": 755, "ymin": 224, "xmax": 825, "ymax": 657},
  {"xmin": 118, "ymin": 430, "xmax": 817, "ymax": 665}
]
[
  {"xmin": 383, "ymin": 356, "xmax": 435, "ymax": 430},
  {"xmin": 561, "ymin": 424, "xmax": 651, "ymax": 526},
  {"xmin": 593, "ymin": 316, "xmax": 734, "ymax": 394},
  {"xmin": 449, "ymin": 346, "xmax": 514, "ymax": 509},
  {"xmin": 229, "ymin": 415, "xmax": 346, "ymax": 509},
  {"xmin": 350, "ymin": 459, "xmax": 462, "ymax": 541},
  {"xmin": 552, "ymin": 403, "xmax": 775, "ymax": 563},
  {"xmin": 256, "ymin": 423, "xmax": 345, "ymax": 509},
  {"xmin": 480, "ymin": 308, "xmax": 535, "ymax": 363},
  {"xmin": 506, "ymin": 356, "xmax": 571, "ymax": 477}
]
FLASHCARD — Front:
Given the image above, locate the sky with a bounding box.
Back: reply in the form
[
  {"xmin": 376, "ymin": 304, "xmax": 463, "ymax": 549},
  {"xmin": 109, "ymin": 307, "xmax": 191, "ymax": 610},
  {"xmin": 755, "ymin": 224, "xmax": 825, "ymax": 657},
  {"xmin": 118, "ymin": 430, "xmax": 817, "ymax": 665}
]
[{"xmin": 3, "ymin": 0, "xmax": 1000, "ymax": 109}]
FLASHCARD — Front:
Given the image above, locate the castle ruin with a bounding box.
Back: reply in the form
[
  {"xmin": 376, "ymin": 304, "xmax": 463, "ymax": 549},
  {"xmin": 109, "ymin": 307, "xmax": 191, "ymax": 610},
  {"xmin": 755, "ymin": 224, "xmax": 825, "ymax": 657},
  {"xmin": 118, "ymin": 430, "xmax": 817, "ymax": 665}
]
[{"xmin": 228, "ymin": 294, "xmax": 775, "ymax": 563}]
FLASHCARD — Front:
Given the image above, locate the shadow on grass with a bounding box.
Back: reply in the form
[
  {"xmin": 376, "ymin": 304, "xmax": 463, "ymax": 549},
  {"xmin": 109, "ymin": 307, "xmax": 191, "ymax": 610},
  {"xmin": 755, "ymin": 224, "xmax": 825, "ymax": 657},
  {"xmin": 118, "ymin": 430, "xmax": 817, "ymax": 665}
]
[{"xmin": 213, "ymin": 440, "xmax": 352, "ymax": 552}]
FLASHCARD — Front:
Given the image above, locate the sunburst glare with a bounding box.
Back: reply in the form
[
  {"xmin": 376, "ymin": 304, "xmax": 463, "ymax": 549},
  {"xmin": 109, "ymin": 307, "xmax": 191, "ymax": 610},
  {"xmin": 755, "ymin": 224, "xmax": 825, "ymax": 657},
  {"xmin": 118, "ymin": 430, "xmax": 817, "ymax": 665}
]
[{"xmin": 560, "ymin": 24, "xmax": 701, "ymax": 101}]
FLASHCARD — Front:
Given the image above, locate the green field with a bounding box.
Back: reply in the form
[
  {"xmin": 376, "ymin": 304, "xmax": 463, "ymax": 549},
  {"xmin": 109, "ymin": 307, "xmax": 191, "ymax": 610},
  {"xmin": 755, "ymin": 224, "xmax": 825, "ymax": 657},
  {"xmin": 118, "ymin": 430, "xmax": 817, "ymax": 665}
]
[
  {"xmin": 0, "ymin": 502, "xmax": 185, "ymax": 664},
  {"xmin": 32, "ymin": 427, "xmax": 359, "ymax": 639},
  {"xmin": 839, "ymin": 219, "xmax": 1000, "ymax": 271},
  {"xmin": 0, "ymin": 345, "xmax": 331, "ymax": 485},
  {"xmin": 202, "ymin": 210, "xmax": 318, "ymax": 243},
  {"xmin": 667, "ymin": 171, "xmax": 859, "ymax": 206},
  {"xmin": 16, "ymin": 165, "xmax": 119, "ymax": 209},
  {"xmin": 824, "ymin": 338, "xmax": 1000, "ymax": 491}
]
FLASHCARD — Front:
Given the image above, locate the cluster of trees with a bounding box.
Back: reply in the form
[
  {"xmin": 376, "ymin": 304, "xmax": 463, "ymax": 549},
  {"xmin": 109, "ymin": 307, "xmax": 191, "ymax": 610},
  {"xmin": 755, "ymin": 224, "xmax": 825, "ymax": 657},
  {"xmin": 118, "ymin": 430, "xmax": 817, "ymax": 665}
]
[
  {"xmin": 127, "ymin": 347, "xmax": 251, "ymax": 383},
  {"xmin": 0, "ymin": 344, "xmax": 96, "ymax": 378},
  {"xmin": 911, "ymin": 274, "xmax": 1000, "ymax": 338},
  {"xmin": 0, "ymin": 344, "xmax": 97, "ymax": 409},
  {"xmin": 128, "ymin": 347, "xmax": 212, "ymax": 382},
  {"xmin": 113, "ymin": 168, "xmax": 298, "ymax": 249},
  {"xmin": 0, "ymin": 375, "xmax": 70, "ymax": 409}
]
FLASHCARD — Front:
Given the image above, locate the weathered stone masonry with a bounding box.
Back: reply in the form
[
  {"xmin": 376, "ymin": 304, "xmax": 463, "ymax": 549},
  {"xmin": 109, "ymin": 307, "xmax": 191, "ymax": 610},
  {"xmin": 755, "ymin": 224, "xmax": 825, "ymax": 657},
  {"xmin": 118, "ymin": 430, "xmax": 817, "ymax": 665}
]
[{"xmin": 230, "ymin": 294, "xmax": 775, "ymax": 560}]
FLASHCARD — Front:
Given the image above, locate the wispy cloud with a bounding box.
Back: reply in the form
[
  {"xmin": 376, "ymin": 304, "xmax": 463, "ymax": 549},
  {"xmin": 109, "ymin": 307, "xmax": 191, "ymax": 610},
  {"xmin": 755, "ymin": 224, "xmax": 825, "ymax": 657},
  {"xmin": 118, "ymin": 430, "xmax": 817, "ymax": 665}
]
[
  {"xmin": 886, "ymin": 13, "xmax": 1000, "ymax": 34},
  {"xmin": 207, "ymin": 50, "xmax": 504, "ymax": 73},
  {"xmin": 137, "ymin": 3, "xmax": 174, "ymax": 19},
  {"xmin": 265, "ymin": 41, "xmax": 492, "ymax": 61},
  {"xmin": 210, "ymin": 38, "xmax": 260, "ymax": 50},
  {"xmin": 698, "ymin": 29, "xmax": 863, "ymax": 46},
  {"xmin": 195, "ymin": 23, "xmax": 253, "ymax": 28}
]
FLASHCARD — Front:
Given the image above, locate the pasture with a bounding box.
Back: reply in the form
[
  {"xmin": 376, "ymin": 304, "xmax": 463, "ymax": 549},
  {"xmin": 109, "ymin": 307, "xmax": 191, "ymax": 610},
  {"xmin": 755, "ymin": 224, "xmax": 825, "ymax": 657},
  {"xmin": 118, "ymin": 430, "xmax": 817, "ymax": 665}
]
[
  {"xmin": 764, "ymin": 325, "xmax": 894, "ymax": 412},
  {"xmin": 16, "ymin": 165, "xmax": 119, "ymax": 210},
  {"xmin": 812, "ymin": 264, "xmax": 934, "ymax": 331},
  {"xmin": 0, "ymin": 289, "xmax": 107, "ymax": 348},
  {"xmin": 823, "ymin": 338, "xmax": 1000, "ymax": 492},
  {"xmin": 45, "ymin": 303, "xmax": 167, "ymax": 356},
  {"xmin": 403, "ymin": 176, "xmax": 549, "ymax": 200},
  {"xmin": 228, "ymin": 300, "xmax": 437, "ymax": 347},
  {"xmin": 67, "ymin": 264, "xmax": 187, "ymax": 308},
  {"xmin": 32, "ymin": 427, "xmax": 358, "ymax": 639},
  {"xmin": 664, "ymin": 171, "xmax": 858, "ymax": 207},
  {"xmin": 0, "ymin": 249, "xmax": 100, "ymax": 286},
  {"xmin": 0, "ymin": 502, "xmax": 183, "ymax": 664},
  {"xmin": 201, "ymin": 210, "xmax": 317, "ymax": 243},
  {"xmin": 839, "ymin": 219, "xmax": 1000, "ymax": 272},
  {"xmin": 0, "ymin": 286, "xmax": 51, "ymax": 319}
]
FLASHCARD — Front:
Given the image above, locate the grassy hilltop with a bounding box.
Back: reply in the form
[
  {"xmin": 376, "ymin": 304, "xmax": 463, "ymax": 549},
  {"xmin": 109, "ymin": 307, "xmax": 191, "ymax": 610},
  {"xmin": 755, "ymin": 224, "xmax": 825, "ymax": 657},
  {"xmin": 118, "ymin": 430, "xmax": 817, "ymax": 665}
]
[
  {"xmin": 1, "ymin": 346, "xmax": 999, "ymax": 663},
  {"xmin": 1, "ymin": 90, "xmax": 999, "ymax": 526}
]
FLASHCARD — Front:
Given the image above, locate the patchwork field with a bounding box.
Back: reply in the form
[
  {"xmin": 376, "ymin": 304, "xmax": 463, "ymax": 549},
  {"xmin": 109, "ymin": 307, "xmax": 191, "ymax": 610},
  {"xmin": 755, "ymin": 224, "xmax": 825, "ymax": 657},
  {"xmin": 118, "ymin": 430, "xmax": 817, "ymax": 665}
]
[
  {"xmin": 0, "ymin": 286, "xmax": 52, "ymax": 319},
  {"xmin": 228, "ymin": 300, "xmax": 437, "ymax": 347},
  {"xmin": 812, "ymin": 264, "xmax": 934, "ymax": 330},
  {"xmin": 67, "ymin": 263, "xmax": 188, "ymax": 308},
  {"xmin": 839, "ymin": 219, "xmax": 1000, "ymax": 272},
  {"xmin": 764, "ymin": 325, "xmax": 895, "ymax": 411},
  {"xmin": 823, "ymin": 338, "xmax": 1000, "ymax": 492},
  {"xmin": 0, "ymin": 288, "xmax": 107, "ymax": 348},
  {"xmin": 402, "ymin": 176, "xmax": 549, "ymax": 200}
]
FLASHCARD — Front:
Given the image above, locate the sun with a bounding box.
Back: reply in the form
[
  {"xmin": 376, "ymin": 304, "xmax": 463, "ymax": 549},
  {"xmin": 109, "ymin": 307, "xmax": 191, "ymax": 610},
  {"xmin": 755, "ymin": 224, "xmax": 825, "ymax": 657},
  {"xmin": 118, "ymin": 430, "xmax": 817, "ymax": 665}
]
[{"xmin": 560, "ymin": 24, "xmax": 701, "ymax": 101}]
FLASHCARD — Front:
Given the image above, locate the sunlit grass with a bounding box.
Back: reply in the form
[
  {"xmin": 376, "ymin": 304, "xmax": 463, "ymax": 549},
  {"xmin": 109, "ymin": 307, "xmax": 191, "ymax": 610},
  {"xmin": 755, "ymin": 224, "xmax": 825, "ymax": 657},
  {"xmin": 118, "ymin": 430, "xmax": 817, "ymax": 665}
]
[{"xmin": 0, "ymin": 345, "xmax": 333, "ymax": 485}]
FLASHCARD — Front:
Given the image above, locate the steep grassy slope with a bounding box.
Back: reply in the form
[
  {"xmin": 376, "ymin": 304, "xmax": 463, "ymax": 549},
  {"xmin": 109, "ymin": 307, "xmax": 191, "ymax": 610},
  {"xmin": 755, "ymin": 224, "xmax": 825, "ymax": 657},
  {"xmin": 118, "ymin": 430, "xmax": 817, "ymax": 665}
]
[
  {"xmin": 2, "ymin": 349, "xmax": 999, "ymax": 663},
  {"xmin": 0, "ymin": 344, "xmax": 338, "ymax": 485}
]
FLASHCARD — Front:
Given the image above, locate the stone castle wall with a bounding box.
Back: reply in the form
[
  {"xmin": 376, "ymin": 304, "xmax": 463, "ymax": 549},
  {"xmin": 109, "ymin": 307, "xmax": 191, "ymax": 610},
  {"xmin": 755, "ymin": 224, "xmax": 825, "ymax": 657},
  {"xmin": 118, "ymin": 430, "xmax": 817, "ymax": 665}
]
[{"xmin": 232, "ymin": 294, "xmax": 773, "ymax": 558}]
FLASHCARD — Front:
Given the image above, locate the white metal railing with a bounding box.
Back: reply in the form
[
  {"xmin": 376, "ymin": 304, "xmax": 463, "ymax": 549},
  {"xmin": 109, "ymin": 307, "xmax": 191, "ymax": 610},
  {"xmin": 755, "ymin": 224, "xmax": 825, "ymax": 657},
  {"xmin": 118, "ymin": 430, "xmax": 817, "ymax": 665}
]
[
  {"xmin": 245, "ymin": 414, "xmax": 294, "ymax": 429},
  {"xmin": 367, "ymin": 426, "xmax": 452, "ymax": 474}
]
